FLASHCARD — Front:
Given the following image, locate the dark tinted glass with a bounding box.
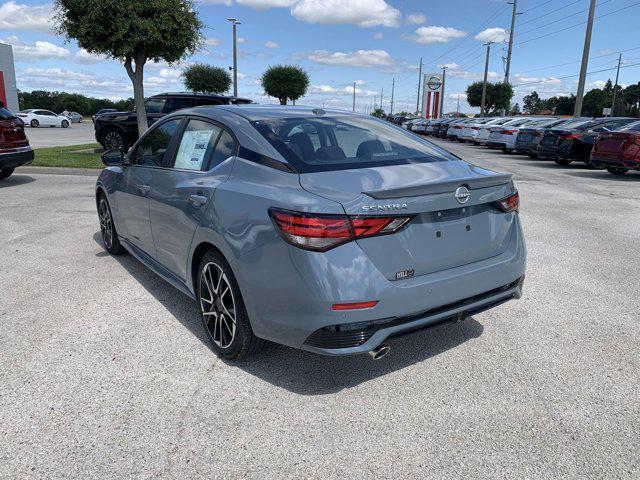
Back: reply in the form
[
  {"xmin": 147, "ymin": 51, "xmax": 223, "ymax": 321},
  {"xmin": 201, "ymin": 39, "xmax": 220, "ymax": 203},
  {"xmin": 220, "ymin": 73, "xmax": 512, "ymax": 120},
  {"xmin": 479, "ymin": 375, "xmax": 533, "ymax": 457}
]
[
  {"xmin": 164, "ymin": 97, "xmax": 193, "ymax": 113},
  {"xmin": 251, "ymin": 115, "xmax": 451, "ymax": 173},
  {"xmin": 145, "ymin": 98, "xmax": 166, "ymax": 114},
  {"xmin": 0, "ymin": 107, "xmax": 16, "ymax": 119},
  {"xmin": 210, "ymin": 131, "xmax": 237, "ymax": 168},
  {"xmin": 615, "ymin": 120, "xmax": 640, "ymax": 132},
  {"xmin": 133, "ymin": 119, "xmax": 181, "ymax": 167}
]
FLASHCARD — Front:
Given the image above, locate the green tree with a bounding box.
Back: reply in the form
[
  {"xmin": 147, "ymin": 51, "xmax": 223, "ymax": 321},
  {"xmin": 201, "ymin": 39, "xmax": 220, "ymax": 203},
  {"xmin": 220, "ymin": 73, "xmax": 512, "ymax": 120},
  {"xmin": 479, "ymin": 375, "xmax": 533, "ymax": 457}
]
[
  {"xmin": 509, "ymin": 102, "xmax": 521, "ymax": 115},
  {"xmin": 523, "ymin": 91, "xmax": 543, "ymax": 114},
  {"xmin": 623, "ymin": 83, "xmax": 640, "ymax": 117},
  {"xmin": 54, "ymin": 0, "xmax": 203, "ymax": 135},
  {"xmin": 261, "ymin": 65, "xmax": 309, "ymax": 105},
  {"xmin": 582, "ymin": 88, "xmax": 611, "ymax": 117},
  {"xmin": 182, "ymin": 63, "xmax": 231, "ymax": 93},
  {"xmin": 371, "ymin": 108, "xmax": 386, "ymax": 118},
  {"xmin": 466, "ymin": 81, "xmax": 513, "ymax": 115},
  {"xmin": 55, "ymin": 92, "xmax": 90, "ymax": 113}
]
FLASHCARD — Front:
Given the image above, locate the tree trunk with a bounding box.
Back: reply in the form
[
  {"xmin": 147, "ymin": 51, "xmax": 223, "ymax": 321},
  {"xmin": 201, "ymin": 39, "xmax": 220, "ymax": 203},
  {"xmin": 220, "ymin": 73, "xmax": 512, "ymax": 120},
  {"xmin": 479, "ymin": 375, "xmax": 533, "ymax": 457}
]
[
  {"xmin": 279, "ymin": 97, "xmax": 287, "ymax": 105},
  {"xmin": 124, "ymin": 55, "xmax": 148, "ymax": 135}
]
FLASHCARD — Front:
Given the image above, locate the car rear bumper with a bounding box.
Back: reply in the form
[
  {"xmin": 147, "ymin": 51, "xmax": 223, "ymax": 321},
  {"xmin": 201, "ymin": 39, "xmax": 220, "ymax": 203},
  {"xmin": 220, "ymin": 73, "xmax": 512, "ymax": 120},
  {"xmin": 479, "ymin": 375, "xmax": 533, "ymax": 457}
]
[
  {"xmin": 486, "ymin": 141, "xmax": 506, "ymax": 149},
  {"xmin": 235, "ymin": 217, "xmax": 527, "ymax": 356},
  {"xmin": 0, "ymin": 147, "xmax": 34, "ymax": 170},
  {"xmin": 538, "ymin": 144, "xmax": 560, "ymax": 159},
  {"xmin": 590, "ymin": 153, "xmax": 640, "ymax": 170}
]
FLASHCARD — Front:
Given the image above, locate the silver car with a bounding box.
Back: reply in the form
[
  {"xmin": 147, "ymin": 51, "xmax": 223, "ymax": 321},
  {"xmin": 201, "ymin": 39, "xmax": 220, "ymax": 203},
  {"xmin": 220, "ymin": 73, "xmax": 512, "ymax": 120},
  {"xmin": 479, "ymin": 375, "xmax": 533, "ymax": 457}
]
[{"xmin": 96, "ymin": 105, "xmax": 526, "ymax": 360}]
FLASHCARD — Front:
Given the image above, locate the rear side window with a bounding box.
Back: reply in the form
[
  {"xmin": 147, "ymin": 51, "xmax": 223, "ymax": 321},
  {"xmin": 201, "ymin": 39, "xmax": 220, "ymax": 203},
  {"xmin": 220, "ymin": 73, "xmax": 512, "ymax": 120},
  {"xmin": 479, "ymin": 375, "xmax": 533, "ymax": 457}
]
[
  {"xmin": 0, "ymin": 107, "xmax": 16, "ymax": 119},
  {"xmin": 164, "ymin": 97, "xmax": 193, "ymax": 113},
  {"xmin": 615, "ymin": 120, "xmax": 640, "ymax": 132},
  {"xmin": 251, "ymin": 114, "xmax": 452, "ymax": 173},
  {"xmin": 172, "ymin": 119, "xmax": 221, "ymax": 171},
  {"xmin": 132, "ymin": 119, "xmax": 181, "ymax": 167},
  {"xmin": 145, "ymin": 98, "xmax": 166, "ymax": 114},
  {"xmin": 210, "ymin": 131, "xmax": 238, "ymax": 168}
]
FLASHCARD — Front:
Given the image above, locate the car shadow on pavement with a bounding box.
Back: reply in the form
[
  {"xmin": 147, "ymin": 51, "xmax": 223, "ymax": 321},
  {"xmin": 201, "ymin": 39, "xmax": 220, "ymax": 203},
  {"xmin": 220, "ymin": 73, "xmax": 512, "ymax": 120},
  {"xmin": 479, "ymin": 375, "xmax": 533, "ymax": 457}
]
[
  {"xmin": 563, "ymin": 170, "xmax": 640, "ymax": 182},
  {"xmin": 0, "ymin": 175, "xmax": 35, "ymax": 188},
  {"xmin": 93, "ymin": 232, "xmax": 484, "ymax": 394}
]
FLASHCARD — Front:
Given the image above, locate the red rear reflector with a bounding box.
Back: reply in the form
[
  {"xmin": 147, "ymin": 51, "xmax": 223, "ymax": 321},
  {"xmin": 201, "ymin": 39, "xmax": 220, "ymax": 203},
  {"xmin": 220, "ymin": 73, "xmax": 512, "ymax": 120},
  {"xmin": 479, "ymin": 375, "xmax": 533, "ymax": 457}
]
[
  {"xmin": 561, "ymin": 133, "xmax": 583, "ymax": 140},
  {"xmin": 269, "ymin": 208, "xmax": 413, "ymax": 252},
  {"xmin": 332, "ymin": 301, "xmax": 378, "ymax": 311}
]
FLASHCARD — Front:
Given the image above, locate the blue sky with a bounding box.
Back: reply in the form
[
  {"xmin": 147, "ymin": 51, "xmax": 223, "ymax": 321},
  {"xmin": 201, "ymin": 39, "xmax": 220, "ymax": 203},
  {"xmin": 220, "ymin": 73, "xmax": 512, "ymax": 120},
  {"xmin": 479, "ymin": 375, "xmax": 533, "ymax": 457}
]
[{"xmin": 1, "ymin": 0, "xmax": 639, "ymax": 113}]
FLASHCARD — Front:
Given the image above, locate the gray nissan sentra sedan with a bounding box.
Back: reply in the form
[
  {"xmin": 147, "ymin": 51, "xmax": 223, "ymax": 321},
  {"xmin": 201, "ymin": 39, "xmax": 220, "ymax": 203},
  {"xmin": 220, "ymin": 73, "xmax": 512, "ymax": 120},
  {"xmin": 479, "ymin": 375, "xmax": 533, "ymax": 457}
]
[{"xmin": 96, "ymin": 105, "xmax": 526, "ymax": 360}]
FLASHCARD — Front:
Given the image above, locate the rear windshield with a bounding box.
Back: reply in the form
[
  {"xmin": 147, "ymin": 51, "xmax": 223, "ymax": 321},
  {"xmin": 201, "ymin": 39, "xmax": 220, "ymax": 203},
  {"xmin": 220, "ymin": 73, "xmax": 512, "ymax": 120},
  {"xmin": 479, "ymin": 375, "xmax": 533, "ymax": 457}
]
[
  {"xmin": 615, "ymin": 120, "xmax": 640, "ymax": 132},
  {"xmin": 251, "ymin": 115, "xmax": 453, "ymax": 173},
  {"xmin": 0, "ymin": 107, "xmax": 16, "ymax": 119},
  {"xmin": 557, "ymin": 119, "xmax": 592, "ymax": 130}
]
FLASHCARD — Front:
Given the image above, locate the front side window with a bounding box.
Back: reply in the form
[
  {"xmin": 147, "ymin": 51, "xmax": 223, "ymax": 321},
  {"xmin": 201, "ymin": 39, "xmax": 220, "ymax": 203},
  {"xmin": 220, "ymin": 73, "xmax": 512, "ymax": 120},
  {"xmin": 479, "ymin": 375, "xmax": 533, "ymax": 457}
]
[
  {"xmin": 132, "ymin": 119, "xmax": 181, "ymax": 167},
  {"xmin": 145, "ymin": 98, "xmax": 166, "ymax": 114},
  {"xmin": 164, "ymin": 97, "xmax": 193, "ymax": 113},
  {"xmin": 0, "ymin": 107, "xmax": 16, "ymax": 119},
  {"xmin": 172, "ymin": 119, "xmax": 221, "ymax": 171},
  {"xmin": 251, "ymin": 115, "xmax": 452, "ymax": 173}
]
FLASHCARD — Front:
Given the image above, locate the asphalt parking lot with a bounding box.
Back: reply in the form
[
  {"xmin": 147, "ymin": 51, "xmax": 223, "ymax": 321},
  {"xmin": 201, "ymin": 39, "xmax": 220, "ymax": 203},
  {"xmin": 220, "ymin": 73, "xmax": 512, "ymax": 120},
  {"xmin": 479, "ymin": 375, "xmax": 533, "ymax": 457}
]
[
  {"xmin": 24, "ymin": 121, "xmax": 96, "ymax": 148},
  {"xmin": 1, "ymin": 140, "xmax": 639, "ymax": 479}
]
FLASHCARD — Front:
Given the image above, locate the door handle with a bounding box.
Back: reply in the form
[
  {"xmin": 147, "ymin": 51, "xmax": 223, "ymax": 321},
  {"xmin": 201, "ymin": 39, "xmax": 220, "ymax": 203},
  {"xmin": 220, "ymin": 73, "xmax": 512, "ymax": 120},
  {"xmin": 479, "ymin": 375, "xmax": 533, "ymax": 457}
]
[
  {"xmin": 189, "ymin": 194, "xmax": 208, "ymax": 207},
  {"xmin": 139, "ymin": 184, "xmax": 151, "ymax": 195}
]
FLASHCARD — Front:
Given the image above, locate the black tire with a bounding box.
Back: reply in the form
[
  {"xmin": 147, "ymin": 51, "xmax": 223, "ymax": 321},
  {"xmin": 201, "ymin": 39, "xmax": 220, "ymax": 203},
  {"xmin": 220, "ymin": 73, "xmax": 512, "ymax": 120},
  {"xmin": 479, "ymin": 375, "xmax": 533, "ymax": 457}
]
[
  {"xmin": 0, "ymin": 168, "xmax": 14, "ymax": 180},
  {"xmin": 606, "ymin": 167, "xmax": 629, "ymax": 176},
  {"xmin": 555, "ymin": 159, "xmax": 572, "ymax": 166},
  {"xmin": 502, "ymin": 148, "xmax": 513, "ymax": 153},
  {"xmin": 528, "ymin": 153, "xmax": 538, "ymax": 159},
  {"xmin": 61, "ymin": 120, "xmax": 69, "ymax": 128},
  {"xmin": 30, "ymin": 119, "xmax": 39, "ymax": 128},
  {"xmin": 197, "ymin": 250, "xmax": 265, "ymax": 360},
  {"xmin": 101, "ymin": 129, "xmax": 127, "ymax": 150},
  {"xmin": 98, "ymin": 194, "xmax": 125, "ymax": 255}
]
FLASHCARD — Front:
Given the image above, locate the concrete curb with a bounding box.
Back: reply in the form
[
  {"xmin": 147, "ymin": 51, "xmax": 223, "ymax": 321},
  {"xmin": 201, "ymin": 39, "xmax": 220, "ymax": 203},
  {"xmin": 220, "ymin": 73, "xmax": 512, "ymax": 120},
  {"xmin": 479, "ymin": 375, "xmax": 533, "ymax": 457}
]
[{"xmin": 18, "ymin": 166, "xmax": 101, "ymax": 176}]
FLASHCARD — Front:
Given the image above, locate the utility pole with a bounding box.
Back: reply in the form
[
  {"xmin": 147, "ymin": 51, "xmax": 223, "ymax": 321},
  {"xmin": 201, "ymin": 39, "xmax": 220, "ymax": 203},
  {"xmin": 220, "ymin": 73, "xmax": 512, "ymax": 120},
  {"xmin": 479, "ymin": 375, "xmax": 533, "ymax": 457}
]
[
  {"xmin": 373, "ymin": 96, "xmax": 377, "ymax": 111},
  {"xmin": 227, "ymin": 18, "xmax": 241, "ymax": 97},
  {"xmin": 352, "ymin": 81, "xmax": 356, "ymax": 112},
  {"xmin": 390, "ymin": 78, "xmax": 395, "ymax": 115},
  {"xmin": 416, "ymin": 57, "xmax": 423, "ymax": 114},
  {"xmin": 504, "ymin": 0, "xmax": 518, "ymax": 84},
  {"xmin": 440, "ymin": 66, "xmax": 447, "ymax": 117},
  {"xmin": 456, "ymin": 94, "xmax": 461, "ymax": 116},
  {"xmin": 611, "ymin": 53, "xmax": 622, "ymax": 116},
  {"xmin": 380, "ymin": 88, "xmax": 384, "ymax": 112},
  {"xmin": 574, "ymin": 0, "xmax": 596, "ymax": 117},
  {"xmin": 481, "ymin": 42, "xmax": 492, "ymax": 116}
]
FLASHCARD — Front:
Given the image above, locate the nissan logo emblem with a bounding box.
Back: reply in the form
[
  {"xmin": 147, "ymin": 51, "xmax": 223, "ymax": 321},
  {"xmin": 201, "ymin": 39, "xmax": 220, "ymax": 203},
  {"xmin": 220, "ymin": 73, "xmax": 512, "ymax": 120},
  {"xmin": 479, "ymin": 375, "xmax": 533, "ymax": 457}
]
[{"xmin": 455, "ymin": 186, "xmax": 470, "ymax": 204}]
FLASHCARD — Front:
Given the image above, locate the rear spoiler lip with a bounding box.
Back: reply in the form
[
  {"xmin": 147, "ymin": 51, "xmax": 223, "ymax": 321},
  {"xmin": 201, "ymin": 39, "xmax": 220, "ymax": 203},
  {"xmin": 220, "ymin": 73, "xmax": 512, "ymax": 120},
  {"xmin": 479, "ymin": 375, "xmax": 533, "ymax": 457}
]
[{"xmin": 363, "ymin": 173, "xmax": 513, "ymax": 200}]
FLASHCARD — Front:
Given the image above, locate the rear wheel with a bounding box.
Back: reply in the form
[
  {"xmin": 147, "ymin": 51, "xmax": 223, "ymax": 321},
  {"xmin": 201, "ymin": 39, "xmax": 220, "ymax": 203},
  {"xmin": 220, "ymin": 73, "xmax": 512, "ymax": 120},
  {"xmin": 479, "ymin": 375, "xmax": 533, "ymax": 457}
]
[
  {"xmin": 555, "ymin": 159, "xmax": 572, "ymax": 166},
  {"xmin": 528, "ymin": 153, "xmax": 538, "ymax": 159},
  {"xmin": 30, "ymin": 119, "xmax": 39, "ymax": 128},
  {"xmin": 0, "ymin": 168, "xmax": 14, "ymax": 180},
  {"xmin": 198, "ymin": 250, "xmax": 265, "ymax": 360},
  {"xmin": 502, "ymin": 148, "xmax": 513, "ymax": 153},
  {"xmin": 101, "ymin": 129, "xmax": 127, "ymax": 150},
  {"xmin": 606, "ymin": 167, "xmax": 629, "ymax": 176},
  {"xmin": 98, "ymin": 195, "xmax": 125, "ymax": 255}
]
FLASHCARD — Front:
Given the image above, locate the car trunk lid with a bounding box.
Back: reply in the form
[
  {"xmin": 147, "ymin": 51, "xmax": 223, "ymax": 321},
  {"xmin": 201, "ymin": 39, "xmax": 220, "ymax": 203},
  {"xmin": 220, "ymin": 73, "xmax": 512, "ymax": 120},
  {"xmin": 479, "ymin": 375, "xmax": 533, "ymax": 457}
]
[
  {"xmin": 0, "ymin": 118, "xmax": 29, "ymax": 148},
  {"xmin": 299, "ymin": 161, "xmax": 516, "ymax": 280}
]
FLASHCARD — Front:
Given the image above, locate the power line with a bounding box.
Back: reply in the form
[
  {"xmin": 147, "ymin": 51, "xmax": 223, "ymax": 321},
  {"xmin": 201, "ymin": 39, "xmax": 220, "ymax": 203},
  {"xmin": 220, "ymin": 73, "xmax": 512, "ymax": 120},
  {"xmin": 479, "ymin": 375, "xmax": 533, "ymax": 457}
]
[
  {"xmin": 512, "ymin": 61, "xmax": 640, "ymax": 89},
  {"xmin": 518, "ymin": 0, "xmax": 612, "ymax": 37},
  {"xmin": 518, "ymin": 0, "xmax": 583, "ymax": 27},
  {"xmin": 521, "ymin": 0, "xmax": 557, "ymax": 14}
]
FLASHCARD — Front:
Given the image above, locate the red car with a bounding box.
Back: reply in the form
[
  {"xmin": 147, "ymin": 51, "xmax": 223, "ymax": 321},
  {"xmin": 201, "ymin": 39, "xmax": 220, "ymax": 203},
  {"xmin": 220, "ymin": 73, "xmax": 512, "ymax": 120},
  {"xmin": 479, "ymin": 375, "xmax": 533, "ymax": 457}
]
[
  {"xmin": 0, "ymin": 107, "xmax": 34, "ymax": 180},
  {"xmin": 590, "ymin": 120, "xmax": 640, "ymax": 176}
]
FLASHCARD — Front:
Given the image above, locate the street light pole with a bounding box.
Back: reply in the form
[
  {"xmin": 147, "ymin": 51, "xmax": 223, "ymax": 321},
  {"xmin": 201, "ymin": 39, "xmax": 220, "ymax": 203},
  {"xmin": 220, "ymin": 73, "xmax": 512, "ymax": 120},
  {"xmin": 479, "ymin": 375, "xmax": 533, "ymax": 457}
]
[
  {"xmin": 352, "ymin": 81, "xmax": 356, "ymax": 112},
  {"xmin": 227, "ymin": 18, "xmax": 241, "ymax": 97},
  {"xmin": 504, "ymin": 0, "xmax": 518, "ymax": 84},
  {"xmin": 390, "ymin": 78, "xmax": 395, "ymax": 115},
  {"xmin": 416, "ymin": 57, "xmax": 423, "ymax": 115},
  {"xmin": 611, "ymin": 53, "xmax": 622, "ymax": 116},
  {"xmin": 481, "ymin": 42, "xmax": 492, "ymax": 116},
  {"xmin": 574, "ymin": 0, "xmax": 596, "ymax": 117},
  {"xmin": 440, "ymin": 66, "xmax": 447, "ymax": 117}
]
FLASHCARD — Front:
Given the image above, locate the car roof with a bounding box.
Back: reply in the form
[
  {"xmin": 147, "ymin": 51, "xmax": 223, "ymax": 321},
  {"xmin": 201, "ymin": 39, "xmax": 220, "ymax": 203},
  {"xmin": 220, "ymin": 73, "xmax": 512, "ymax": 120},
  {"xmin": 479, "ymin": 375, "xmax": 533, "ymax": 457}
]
[{"xmin": 180, "ymin": 104, "xmax": 367, "ymax": 122}]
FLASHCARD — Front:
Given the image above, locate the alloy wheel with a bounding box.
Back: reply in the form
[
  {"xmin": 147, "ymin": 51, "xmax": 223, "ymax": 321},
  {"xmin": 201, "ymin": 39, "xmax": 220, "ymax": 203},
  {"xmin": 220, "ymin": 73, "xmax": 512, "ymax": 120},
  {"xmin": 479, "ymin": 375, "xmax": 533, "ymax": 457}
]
[
  {"xmin": 98, "ymin": 198, "xmax": 113, "ymax": 249},
  {"xmin": 200, "ymin": 262, "xmax": 237, "ymax": 349},
  {"xmin": 103, "ymin": 131, "xmax": 123, "ymax": 149}
]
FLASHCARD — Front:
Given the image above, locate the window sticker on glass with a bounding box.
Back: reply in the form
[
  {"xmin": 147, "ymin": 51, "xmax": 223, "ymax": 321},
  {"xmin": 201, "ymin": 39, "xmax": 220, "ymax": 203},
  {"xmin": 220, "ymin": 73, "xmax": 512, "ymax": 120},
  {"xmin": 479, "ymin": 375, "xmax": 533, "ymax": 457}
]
[{"xmin": 174, "ymin": 129, "xmax": 216, "ymax": 170}]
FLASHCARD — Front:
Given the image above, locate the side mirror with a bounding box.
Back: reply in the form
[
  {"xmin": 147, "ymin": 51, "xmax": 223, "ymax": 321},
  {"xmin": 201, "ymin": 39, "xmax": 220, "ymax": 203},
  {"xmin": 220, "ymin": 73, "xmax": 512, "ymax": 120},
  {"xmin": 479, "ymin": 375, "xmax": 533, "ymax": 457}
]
[{"xmin": 101, "ymin": 148, "xmax": 124, "ymax": 166}]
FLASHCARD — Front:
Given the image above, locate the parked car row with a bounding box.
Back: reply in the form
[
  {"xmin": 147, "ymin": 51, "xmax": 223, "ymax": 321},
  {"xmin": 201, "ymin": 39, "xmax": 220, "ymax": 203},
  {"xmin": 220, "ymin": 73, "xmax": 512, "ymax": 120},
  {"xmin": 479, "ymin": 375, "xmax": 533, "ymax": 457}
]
[{"xmin": 402, "ymin": 115, "xmax": 640, "ymax": 177}]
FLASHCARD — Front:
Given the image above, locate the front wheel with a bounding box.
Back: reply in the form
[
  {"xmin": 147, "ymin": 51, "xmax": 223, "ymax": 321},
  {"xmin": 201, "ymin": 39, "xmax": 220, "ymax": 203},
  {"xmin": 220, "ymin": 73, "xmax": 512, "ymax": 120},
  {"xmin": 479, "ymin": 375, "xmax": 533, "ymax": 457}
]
[
  {"xmin": 606, "ymin": 167, "xmax": 629, "ymax": 176},
  {"xmin": 61, "ymin": 120, "xmax": 69, "ymax": 128},
  {"xmin": 198, "ymin": 250, "xmax": 265, "ymax": 360},
  {"xmin": 0, "ymin": 168, "xmax": 14, "ymax": 180},
  {"xmin": 502, "ymin": 148, "xmax": 513, "ymax": 153},
  {"xmin": 101, "ymin": 129, "xmax": 126, "ymax": 150},
  {"xmin": 555, "ymin": 159, "xmax": 572, "ymax": 166},
  {"xmin": 528, "ymin": 153, "xmax": 538, "ymax": 159},
  {"xmin": 98, "ymin": 195, "xmax": 125, "ymax": 255},
  {"xmin": 30, "ymin": 119, "xmax": 39, "ymax": 128}
]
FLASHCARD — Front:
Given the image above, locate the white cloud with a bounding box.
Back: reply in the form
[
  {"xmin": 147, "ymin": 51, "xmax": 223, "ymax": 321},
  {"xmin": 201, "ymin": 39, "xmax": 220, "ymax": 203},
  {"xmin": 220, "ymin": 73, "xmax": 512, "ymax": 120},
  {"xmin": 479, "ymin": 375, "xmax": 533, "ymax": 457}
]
[
  {"xmin": 310, "ymin": 84, "xmax": 376, "ymax": 96},
  {"xmin": 475, "ymin": 27, "xmax": 508, "ymax": 43},
  {"xmin": 373, "ymin": 32, "xmax": 383, "ymax": 40},
  {"xmin": 307, "ymin": 49, "xmax": 395, "ymax": 68},
  {"xmin": 0, "ymin": 1, "xmax": 52, "ymax": 32},
  {"xmin": 1, "ymin": 36, "xmax": 69, "ymax": 61},
  {"xmin": 291, "ymin": 0, "xmax": 401, "ymax": 28},
  {"xmin": 265, "ymin": 41, "xmax": 279, "ymax": 48},
  {"xmin": 236, "ymin": 0, "xmax": 296, "ymax": 8},
  {"xmin": 75, "ymin": 48, "xmax": 108, "ymax": 64},
  {"xmin": 200, "ymin": 0, "xmax": 233, "ymax": 5},
  {"xmin": 237, "ymin": 37, "xmax": 246, "ymax": 44},
  {"xmin": 158, "ymin": 68, "xmax": 182, "ymax": 79},
  {"xmin": 437, "ymin": 62, "xmax": 459, "ymax": 70},
  {"xmin": 406, "ymin": 13, "xmax": 426, "ymax": 25},
  {"xmin": 354, "ymin": 79, "xmax": 365, "ymax": 85},
  {"xmin": 408, "ymin": 26, "xmax": 466, "ymax": 44},
  {"xmin": 204, "ymin": 37, "xmax": 220, "ymax": 47},
  {"xmin": 24, "ymin": 67, "xmax": 93, "ymax": 81}
]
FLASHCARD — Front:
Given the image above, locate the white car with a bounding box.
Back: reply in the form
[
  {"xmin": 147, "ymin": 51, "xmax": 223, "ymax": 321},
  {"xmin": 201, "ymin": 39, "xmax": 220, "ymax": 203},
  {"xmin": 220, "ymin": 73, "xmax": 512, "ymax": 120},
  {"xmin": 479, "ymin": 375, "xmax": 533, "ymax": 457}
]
[
  {"xmin": 17, "ymin": 109, "xmax": 70, "ymax": 128},
  {"xmin": 486, "ymin": 117, "xmax": 539, "ymax": 152},
  {"xmin": 412, "ymin": 119, "xmax": 429, "ymax": 133},
  {"xmin": 476, "ymin": 117, "xmax": 512, "ymax": 145},
  {"xmin": 459, "ymin": 117, "xmax": 491, "ymax": 143}
]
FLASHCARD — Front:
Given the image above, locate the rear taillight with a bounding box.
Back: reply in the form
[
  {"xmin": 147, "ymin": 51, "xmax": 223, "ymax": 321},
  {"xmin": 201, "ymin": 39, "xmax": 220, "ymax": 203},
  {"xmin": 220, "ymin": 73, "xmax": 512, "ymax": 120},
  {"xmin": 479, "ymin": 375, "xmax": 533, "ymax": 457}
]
[
  {"xmin": 269, "ymin": 208, "xmax": 413, "ymax": 252},
  {"xmin": 533, "ymin": 131, "xmax": 543, "ymax": 137},
  {"xmin": 560, "ymin": 133, "xmax": 582, "ymax": 140},
  {"xmin": 471, "ymin": 126, "xmax": 480, "ymax": 130},
  {"xmin": 493, "ymin": 191, "xmax": 519, "ymax": 213},
  {"xmin": 501, "ymin": 129, "xmax": 518, "ymax": 135}
]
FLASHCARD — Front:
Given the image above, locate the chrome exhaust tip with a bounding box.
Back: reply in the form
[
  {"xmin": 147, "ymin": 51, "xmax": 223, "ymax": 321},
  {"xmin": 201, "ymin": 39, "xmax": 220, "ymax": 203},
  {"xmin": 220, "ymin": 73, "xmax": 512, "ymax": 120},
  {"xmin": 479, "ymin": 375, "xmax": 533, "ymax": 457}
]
[{"xmin": 368, "ymin": 344, "xmax": 391, "ymax": 360}]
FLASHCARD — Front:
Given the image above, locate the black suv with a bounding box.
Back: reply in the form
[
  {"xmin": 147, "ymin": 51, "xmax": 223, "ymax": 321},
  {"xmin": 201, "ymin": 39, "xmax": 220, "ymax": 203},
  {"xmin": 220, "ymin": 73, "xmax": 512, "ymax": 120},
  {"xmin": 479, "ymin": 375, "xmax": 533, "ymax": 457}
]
[{"xmin": 94, "ymin": 92, "xmax": 252, "ymax": 150}]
